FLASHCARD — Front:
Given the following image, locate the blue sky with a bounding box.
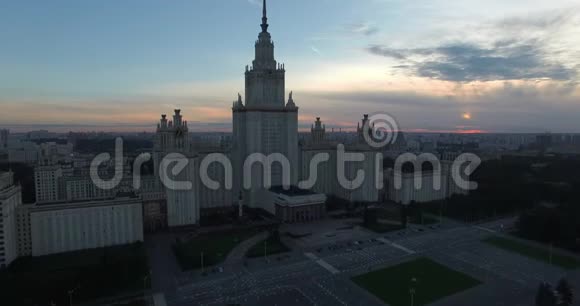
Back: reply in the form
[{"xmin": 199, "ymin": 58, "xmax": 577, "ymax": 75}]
[{"xmin": 1, "ymin": 0, "xmax": 579, "ymax": 133}]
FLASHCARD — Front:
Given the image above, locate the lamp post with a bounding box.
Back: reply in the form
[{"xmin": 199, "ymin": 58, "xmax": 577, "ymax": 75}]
[
  {"xmin": 201, "ymin": 251, "xmax": 205, "ymax": 274},
  {"xmin": 67, "ymin": 286, "xmax": 78, "ymax": 306},
  {"xmin": 409, "ymin": 277, "xmax": 417, "ymax": 306},
  {"xmin": 264, "ymin": 239, "xmax": 268, "ymax": 262},
  {"xmin": 238, "ymin": 191, "xmax": 243, "ymax": 218},
  {"xmin": 143, "ymin": 270, "xmax": 151, "ymax": 292},
  {"xmin": 549, "ymin": 243, "xmax": 553, "ymax": 266}
]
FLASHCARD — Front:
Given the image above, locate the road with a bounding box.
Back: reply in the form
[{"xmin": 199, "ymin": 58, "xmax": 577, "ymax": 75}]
[{"xmin": 150, "ymin": 217, "xmax": 579, "ymax": 306}]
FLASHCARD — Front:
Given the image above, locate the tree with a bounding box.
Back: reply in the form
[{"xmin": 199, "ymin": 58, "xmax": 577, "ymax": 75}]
[
  {"xmin": 556, "ymin": 278, "xmax": 573, "ymax": 306},
  {"xmin": 536, "ymin": 282, "xmax": 557, "ymax": 306}
]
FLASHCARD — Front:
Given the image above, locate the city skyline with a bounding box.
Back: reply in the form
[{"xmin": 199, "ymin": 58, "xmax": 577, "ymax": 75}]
[
  {"xmin": 2, "ymin": 3, "xmax": 580, "ymax": 306},
  {"xmin": 1, "ymin": 0, "xmax": 580, "ymax": 133}
]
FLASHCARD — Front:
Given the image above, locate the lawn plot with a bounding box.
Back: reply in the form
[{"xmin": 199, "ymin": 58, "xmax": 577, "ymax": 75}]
[
  {"xmin": 483, "ymin": 236, "xmax": 580, "ymax": 270},
  {"xmin": 352, "ymin": 257, "xmax": 481, "ymax": 306},
  {"xmin": 173, "ymin": 230, "xmax": 257, "ymax": 270},
  {"xmin": 246, "ymin": 234, "xmax": 290, "ymax": 258},
  {"xmin": 0, "ymin": 243, "xmax": 149, "ymax": 306}
]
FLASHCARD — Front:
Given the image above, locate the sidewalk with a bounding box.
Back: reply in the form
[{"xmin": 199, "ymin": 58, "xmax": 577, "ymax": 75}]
[
  {"xmin": 146, "ymin": 233, "xmax": 182, "ymax": 293},
  {"xmin": 223, "ymin": 231, "xmax": 269, "ymax": 267}
]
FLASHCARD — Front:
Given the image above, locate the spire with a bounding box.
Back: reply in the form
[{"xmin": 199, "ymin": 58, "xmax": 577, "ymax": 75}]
[
  {"xmin": 261, "ymin": 0, "xmax": 269, "ymax": 33},
  {"xmin": 286, "ymin": 91, "xmax": 296, "ymax": 108}
]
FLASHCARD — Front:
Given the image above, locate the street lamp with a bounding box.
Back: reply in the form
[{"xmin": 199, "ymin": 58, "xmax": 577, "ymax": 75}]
[
  {"xmin": 67, "ymin": 286, "xmax": 79, "ymax": 306},
  {"xmin": 201, "ymin": 251, "xmax": 205, "ymax": 274},
  {"xmin": 409, "ymin": 277, "xmax": 417, "ymax": 306},
  {"xmin": 143, "ymin": 270, "xmax": 151, "ymax": 292},
  {"xmin": 264, "ymin": 239, "xmax": 268, "ymax": 262},
  {"xmin": 549, "ymin": 243, "xmax": 553, "ymax": 266}
]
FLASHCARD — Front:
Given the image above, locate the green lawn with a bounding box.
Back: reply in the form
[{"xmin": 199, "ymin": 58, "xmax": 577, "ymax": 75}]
[
  {"xmin": 173, "ymin": 230, "xmax": 257, "ymax": 271},
  {"xmin": 409, "ymin": 215, "xmax": 440, "ymax": 225},
  {"xmin": 352, "ymin": 257, "xmax": 481, "ymax": 306},
  {"xmin": 246, "ymin": 235, "xmax": 290, "ymax": 258},
  {"xmin": 483, "ymin": 236, "xmax": 580, "ymax": 270},
  {"xmin": 0, "ymin": 243, "xmax": 149, "ymax": 306},
  {"xmin": 360, "ymin": 222, "xmax": 404, "ymax": 233}
]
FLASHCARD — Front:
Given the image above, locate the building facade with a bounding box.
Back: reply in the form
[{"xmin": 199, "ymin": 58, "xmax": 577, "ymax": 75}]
[
  {"xmin": 34, "ymin": 164, "xmax": 63, "ymax": 203},
  {"xmin": 0, "ymin": 129, "xmax": 8, "ymax": 151},
  {"xmin": 300, "ymin": 116, "xmax": 382, "ymax": 204},
  {"xmin": 232, "ymin": 0, "xmax": 299, "ymax": 213},
  {"xmin": 0, "ymin": 172, "xmax": 21, "ymax": 268},
  {"xmin": 270, "ymin": 186, "xmax": 327, "ymax": 223},
  {"xmin": 153, "ymin": 110, "xmax": 200, "ymax": 227},
  {"xmin": 385, "ymin": 159, "xmax": 469, "ymax": 205},
  {"xmin": 147, "ymin": 3, "xmax": 384, "ymax": 225},
  {"xmin": 29, "ymin": 196, "xmax": 143, "ymax": 256}
]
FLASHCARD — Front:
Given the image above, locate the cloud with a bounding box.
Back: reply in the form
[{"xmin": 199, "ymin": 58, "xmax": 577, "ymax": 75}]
[
  {"xmin": 368, "ymin": 45, "xmax": 408, "ymax": 60},
  {"xmin": 368, "ymin": 41, "xmax": 576, "ymax": 82},
  {"xmin": 496, "ymin": 9, "xmax": 578, "ymax": 31},
  {"xmin": 366, "ymin": 9, "xmax": 580, "ymax": 83},
  {"xmin": 310, "ymin": 46, "xmax": 322, "ymax": 55},
  {"xmin": 247, "ymin": 0, "xmax": 262, "ymax": 7},
  {"xmin": 301, "ymin": 80, "xmax": 580, "ymax": 133},
  {"xmin": 347, "ymin": 23, "xmax": 380, "ymax": 36}
]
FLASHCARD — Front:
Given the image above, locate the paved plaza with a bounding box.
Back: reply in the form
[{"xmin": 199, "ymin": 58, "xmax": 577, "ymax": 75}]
[{"xmin": 148, "ymin": 217, "xmax": 580, "ymax": 306}]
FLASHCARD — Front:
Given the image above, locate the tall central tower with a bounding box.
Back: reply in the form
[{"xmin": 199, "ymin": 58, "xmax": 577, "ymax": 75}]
[
  {"xmin": 232, "ymin": 0, "xmax": 299, "ymax": 213},
  {"xmin": 245, "ymin": 0, "xmax": 286, "ymax": 108}
]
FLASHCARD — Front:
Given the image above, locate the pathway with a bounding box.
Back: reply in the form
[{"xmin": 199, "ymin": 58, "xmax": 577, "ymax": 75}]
[{"xmin": 223, "ymin": 231, "xmax": 269, "ymax": 266}]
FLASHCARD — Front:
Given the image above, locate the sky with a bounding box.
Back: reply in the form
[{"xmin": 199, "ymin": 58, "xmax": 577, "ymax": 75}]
[{"xmin": 1, "ymin": 0, "xmax": 579, "ymax": 133}]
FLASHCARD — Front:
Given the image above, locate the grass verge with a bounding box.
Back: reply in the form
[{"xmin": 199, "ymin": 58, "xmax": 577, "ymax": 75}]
[
  {"xmin": 352, "ymin": 257, "xmax": 481, "ymax": 306},
  {"xmin": 173, "ymin": 230, "xmax": 257, "ymax": 270},
  {"xmin": 483, "ymin": 236, "xmax": 580, "ymax": 270}
]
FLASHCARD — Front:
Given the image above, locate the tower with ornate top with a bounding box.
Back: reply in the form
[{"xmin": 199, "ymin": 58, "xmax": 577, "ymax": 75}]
[{"xmin": 232, "ymin": 0, "xmax": 299, "ymax": 213}]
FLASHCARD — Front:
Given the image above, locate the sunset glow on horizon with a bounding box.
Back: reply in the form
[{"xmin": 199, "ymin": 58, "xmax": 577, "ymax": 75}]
[{"xmin": 1, "ymin": 0, "xmax": 579, "ymax": 133}]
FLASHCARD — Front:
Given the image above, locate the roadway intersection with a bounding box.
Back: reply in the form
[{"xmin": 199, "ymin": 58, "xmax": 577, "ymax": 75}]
[{"xmin": 154, "ymin": 218, "xmax": 579, "ymax": 306}]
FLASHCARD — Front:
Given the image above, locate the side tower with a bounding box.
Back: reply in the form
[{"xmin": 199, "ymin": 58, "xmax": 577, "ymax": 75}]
[
  {"xmin": 233, "ymin": 0, "xmax": 299, "ymax": 213},
  {"xmin": 153, "ymin": 110, "xmax": 199, "ymax": 227}
]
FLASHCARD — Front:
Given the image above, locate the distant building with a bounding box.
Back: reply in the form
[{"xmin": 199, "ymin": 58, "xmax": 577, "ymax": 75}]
[
  {"xmin": 34, "ymin": 164, "xmax": 63, "ymax": 203},
  {"xmin": 38, "ymin": 142, "xmax": 73, "ymax": 165},
  {"xmin": 63, "ymin": 176, "xmax": 117, "ymax": 201},
  {"xmin": 0, "ymin": 129, "xmax": 8, "ymax": 151},
  {"xmin": 385, "ymin": 160, "xmax": 468, "ymax": 205},
  {"xmin": 536, "ymin": 133, "xmax": 553, "ymax": 150},
  {"xmin": 0, "ymin": 171, "xmax": 22, "ymax": 268},
  {"xmin": 16, "ymin": 204, "xmax": 33, "ymax": 257},
  {"xmin": 26, "ymin": 130, "xmax": 54, "ymax": 140},
  {"xmin": 8, "ymin": 142, "xmax": 39, "ymax": 164}
]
